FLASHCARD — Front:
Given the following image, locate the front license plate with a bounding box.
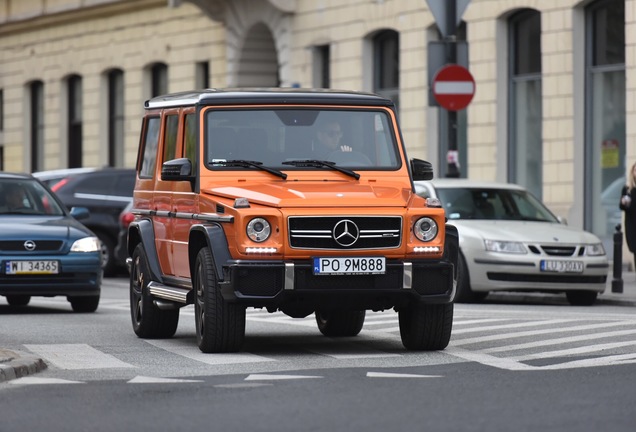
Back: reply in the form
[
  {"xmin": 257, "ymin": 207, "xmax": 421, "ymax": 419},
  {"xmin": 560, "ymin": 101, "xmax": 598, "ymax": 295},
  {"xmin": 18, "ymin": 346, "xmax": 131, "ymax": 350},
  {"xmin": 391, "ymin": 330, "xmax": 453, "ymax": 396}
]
[
  {"xmin": 313, "ymin": 257, "xmax": 386, "ymax": 275},
  {"xmin": 540, "ymin": 260, "xmax": 583, "ymax": 273},
  {"xmin": 5, "ymin": 260, "xmax": 60, "ymax": 275}
]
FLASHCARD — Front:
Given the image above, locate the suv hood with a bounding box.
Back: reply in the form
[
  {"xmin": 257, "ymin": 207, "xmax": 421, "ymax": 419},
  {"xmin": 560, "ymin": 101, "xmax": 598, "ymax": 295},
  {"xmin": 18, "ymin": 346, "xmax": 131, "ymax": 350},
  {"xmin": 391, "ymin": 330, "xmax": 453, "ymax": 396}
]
[{"xmin": 205, "ymin": 182, "xmax": 411, "ymax": 207}]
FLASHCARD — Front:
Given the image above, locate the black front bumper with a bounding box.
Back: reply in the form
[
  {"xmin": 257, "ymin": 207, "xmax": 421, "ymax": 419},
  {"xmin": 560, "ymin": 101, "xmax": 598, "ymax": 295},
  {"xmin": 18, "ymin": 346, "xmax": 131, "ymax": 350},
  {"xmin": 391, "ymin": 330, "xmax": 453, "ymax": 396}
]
[{"xmin": 219, "ymin": 259, "xmax": 455, "ymax": 311}]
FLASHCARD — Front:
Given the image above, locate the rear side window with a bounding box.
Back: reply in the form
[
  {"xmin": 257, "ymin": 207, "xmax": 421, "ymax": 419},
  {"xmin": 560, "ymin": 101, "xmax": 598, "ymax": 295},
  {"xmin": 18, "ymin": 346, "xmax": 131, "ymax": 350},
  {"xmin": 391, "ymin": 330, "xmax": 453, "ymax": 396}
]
[
  {"xmin": 163, "ymin": 115, "xmax": 179, "ymax": 162},
  {"xmin": 184, "ymin": 113, "xmax": 196, "ymax": 163},
  {"xmin": 139, "ymin": 117, "xmax": 160, "ymax": 178}
]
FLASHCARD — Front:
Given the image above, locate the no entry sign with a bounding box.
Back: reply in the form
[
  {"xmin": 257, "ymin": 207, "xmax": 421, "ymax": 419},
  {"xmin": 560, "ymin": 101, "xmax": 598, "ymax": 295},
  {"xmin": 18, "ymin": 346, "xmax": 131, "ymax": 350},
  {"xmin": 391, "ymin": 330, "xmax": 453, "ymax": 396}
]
[{"xmin": 432, "ymin": 64, "xmax": 475, "ymax": 111}]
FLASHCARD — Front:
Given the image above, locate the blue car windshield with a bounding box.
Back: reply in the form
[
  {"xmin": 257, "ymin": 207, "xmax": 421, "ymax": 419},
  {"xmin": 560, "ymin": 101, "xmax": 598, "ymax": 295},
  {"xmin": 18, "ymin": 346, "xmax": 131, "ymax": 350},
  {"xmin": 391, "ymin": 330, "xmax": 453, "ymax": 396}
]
[
  {"xmin": 0, "ymin": 179, "xmax": 65, "ymax": 216},
  {"xmin": 436, "ymin": 187, "xmax": 559, "ymax": 222},
  {"xmin": 204, "ymin": 108, "xmax": 401, "ymax": 170}
]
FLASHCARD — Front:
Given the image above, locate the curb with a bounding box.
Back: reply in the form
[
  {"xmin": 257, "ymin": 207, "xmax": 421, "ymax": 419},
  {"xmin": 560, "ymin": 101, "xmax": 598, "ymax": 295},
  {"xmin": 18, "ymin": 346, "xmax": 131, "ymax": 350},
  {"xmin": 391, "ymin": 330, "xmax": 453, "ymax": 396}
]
[{"xmin": 0, "ymin": 349, "xmax": 47, "ymax": 382}]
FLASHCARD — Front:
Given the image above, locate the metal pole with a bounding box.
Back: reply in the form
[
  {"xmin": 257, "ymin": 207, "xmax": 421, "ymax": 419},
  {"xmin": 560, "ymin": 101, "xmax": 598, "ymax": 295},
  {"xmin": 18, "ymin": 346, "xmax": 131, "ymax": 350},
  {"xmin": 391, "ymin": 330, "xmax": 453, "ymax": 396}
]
[
  {"xmin": 445, "ymin": 0, "xmax": 460, "ymax": 178},
  {"xmin": 612, "ymin": 223, "xmax": 623, "ymax": 293}
]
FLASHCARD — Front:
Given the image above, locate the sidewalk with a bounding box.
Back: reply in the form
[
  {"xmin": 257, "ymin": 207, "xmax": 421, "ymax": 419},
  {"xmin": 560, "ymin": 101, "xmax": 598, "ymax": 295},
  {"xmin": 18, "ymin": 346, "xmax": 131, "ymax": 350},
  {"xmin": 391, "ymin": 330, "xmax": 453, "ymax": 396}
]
[{"xmin": 2, "ymin": 272, "xmax": 636, "ymax": 382}]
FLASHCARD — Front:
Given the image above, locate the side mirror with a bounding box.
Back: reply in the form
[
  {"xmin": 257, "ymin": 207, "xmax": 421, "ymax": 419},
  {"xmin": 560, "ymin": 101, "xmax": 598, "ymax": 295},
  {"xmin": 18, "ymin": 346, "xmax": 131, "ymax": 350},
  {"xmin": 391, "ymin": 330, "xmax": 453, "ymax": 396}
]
[
  {"xmin": 411, "ymin": 158, "xmax": 434, "ymax": 181},
  {"xmin": 161, "ymin": 158, "xmax": 193, "ymax": 181},
  {"xmin": 70, "ymin": 206, "xmax": 90, "ymax": 220}
]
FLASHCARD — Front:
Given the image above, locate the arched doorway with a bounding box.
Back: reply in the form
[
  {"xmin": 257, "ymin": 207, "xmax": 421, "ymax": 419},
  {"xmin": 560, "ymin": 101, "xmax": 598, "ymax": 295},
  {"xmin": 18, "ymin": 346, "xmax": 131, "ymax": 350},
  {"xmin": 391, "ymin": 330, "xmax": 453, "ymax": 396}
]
[{"xmin": 236, "ymin": 22, "xmax": 279, "ymax": 87}]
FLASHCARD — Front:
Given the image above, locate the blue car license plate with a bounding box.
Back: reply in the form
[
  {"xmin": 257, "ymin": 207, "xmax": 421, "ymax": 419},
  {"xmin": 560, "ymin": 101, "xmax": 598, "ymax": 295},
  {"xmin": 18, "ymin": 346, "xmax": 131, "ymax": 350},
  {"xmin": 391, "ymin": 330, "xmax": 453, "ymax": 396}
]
[{"xmin": 5, "ymin": 260, "xmax": 60, "ymax": 275}]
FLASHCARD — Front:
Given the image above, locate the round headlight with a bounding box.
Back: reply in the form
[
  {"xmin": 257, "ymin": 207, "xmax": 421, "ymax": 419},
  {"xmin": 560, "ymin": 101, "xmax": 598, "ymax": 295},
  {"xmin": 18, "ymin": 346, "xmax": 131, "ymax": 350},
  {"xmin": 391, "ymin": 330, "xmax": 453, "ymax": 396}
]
[
  {"xmin": 246, "ymin": 217, "xmax": 271, "ymax": 243},
  {"xmin": 414, "ymin": 217, "xmax": 438, "ymax": 242}
]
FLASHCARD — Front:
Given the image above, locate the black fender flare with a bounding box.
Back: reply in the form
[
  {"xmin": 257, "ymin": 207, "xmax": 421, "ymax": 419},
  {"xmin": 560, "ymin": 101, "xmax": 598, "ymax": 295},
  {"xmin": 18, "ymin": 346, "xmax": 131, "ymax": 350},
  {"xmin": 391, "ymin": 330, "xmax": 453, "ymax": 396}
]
[
  {"xmin": 444, "ymin": 224, "xmax": 459, "ymax": 278},
  {"xmin": 189, "ymin": 223, "xmax": 231, "ymax": 282},
  {"xmin": 127, "ymin": 218, "xmax": 163, "ymax": 283}
]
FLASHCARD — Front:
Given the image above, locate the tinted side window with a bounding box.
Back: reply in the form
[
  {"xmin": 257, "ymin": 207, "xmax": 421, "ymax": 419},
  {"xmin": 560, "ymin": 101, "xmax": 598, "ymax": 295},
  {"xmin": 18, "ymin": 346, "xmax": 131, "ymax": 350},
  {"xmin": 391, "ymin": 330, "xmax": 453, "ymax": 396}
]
[
  {"xmin": 184, "ymin": 113, "xmax": 196, "ymax": 163},
  {"xmin": 140, "ymin": 117, "xmax": 160, "ymax": 178},
  {"xmin": 115, "ymin": 172, "xmax": 136, "ymax": 196},
  {"xmin": 163, "ymin": 115, "xmax": 179, "ymax": 162}
]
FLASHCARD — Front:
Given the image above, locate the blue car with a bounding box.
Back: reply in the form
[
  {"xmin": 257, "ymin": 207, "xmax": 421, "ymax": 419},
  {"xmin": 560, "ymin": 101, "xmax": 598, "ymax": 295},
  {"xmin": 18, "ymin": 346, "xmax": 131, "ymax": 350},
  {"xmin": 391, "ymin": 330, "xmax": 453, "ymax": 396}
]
[{"xmin": 0, "ymin": 172, "xmax": 102, "ymax": 312}]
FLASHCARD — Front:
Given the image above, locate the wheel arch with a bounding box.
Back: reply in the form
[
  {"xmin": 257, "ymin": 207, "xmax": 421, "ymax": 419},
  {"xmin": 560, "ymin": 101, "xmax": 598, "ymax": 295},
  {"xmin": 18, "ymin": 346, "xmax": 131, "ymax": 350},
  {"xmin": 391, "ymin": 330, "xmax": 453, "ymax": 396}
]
[
  {"xmin": 189, "ymin": 223, "xmax": 232, "ymax": 282},
  {"xmin": 127, "ymin": 218, "xmax": 163, "ymax": 282}
]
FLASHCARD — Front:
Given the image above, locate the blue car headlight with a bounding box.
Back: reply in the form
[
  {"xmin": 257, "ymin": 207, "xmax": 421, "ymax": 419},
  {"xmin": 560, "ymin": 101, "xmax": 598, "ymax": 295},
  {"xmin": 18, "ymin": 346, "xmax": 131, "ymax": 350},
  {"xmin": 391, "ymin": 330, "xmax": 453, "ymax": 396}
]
[{"xmin": 71, "ymin": 236, "xmax": 101, "ymax": 253}]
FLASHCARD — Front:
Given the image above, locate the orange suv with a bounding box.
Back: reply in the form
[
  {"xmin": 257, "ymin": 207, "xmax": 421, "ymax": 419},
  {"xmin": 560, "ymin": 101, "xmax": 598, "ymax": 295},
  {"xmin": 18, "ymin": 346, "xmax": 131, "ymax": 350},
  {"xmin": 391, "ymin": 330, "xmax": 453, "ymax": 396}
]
[{"xmin": 127, "ymin": 88, "xmax": 458, "ymax": 353}]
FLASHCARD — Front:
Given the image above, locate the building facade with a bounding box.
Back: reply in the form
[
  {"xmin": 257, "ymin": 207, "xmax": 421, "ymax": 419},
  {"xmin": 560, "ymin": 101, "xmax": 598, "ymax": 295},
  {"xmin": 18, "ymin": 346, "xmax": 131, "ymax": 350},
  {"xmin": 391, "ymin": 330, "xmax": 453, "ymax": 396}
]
[{"xmin": 0, "ymin": 0, "xmax": 633, "ymax": 259}]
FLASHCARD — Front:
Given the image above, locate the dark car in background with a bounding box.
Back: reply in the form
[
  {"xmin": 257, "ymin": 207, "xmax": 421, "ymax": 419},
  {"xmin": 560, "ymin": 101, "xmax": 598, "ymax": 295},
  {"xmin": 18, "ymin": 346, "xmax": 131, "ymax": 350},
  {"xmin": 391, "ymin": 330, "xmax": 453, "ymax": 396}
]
[
  {"xmin": 33, "ymin": 167, "xmax": 136, "ymax": 276},
  {"xmin": 0, "ymin": 172, "xmax": 102, "ymax": 312}
]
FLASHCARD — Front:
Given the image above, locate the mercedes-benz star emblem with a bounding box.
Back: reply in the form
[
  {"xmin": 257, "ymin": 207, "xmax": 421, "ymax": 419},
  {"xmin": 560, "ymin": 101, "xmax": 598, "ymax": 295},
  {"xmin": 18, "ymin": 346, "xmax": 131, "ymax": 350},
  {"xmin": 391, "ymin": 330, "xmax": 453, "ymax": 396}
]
[
  {"xmin": 333, "ymin": 219, "xmax": 359, "ymax": 247},
  {"xmin": 24, "ymin": 240, "xmax": 36, "ymax": 251}
]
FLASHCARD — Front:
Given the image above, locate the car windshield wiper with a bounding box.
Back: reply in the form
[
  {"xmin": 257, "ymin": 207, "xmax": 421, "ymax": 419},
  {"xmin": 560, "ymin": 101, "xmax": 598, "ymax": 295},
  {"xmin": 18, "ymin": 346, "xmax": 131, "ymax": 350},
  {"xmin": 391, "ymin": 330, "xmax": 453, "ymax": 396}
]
[
  {"xmin": 282, "ymin": 160, "xmax": 360, "ymax": 180},
  {"xmin": 213, "ymin": 160, "xmax": 287, "ymax": 179}
]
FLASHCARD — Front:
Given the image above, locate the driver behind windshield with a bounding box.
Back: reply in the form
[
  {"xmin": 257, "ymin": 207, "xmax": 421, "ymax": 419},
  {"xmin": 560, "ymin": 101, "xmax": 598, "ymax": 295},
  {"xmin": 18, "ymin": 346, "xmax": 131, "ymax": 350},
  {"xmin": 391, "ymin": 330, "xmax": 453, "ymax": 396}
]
[{"xmin": 313, "ymin": 119, "xmax": 352, "ymax": 159}]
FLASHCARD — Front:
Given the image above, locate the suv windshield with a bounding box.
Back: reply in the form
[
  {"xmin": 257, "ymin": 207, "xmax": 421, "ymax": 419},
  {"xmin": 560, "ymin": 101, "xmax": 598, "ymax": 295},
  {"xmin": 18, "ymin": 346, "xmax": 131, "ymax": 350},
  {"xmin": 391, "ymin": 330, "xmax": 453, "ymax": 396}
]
[
  {"xmin": 204, "ymin": 108, "xmax": 400, "ymax": 171},
  {"xmin": 436, "ymin": 187, "xmax": 559, "ymax": 222}
]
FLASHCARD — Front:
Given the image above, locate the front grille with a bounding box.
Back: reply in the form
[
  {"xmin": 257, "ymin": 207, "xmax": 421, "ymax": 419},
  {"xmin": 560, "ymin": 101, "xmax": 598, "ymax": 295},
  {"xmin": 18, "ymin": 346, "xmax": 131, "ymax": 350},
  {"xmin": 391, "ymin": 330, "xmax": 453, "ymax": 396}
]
[
  {"xmin": 288, "ymin": 216, "xmax": 402, "ymax": 250},
  {"xmin": 541, "ymin": 246, "xmax": 577, "ymax": 256},
  {"xmin": 0, "ymin": 240, "xmax": 64, "ymax": 252}
]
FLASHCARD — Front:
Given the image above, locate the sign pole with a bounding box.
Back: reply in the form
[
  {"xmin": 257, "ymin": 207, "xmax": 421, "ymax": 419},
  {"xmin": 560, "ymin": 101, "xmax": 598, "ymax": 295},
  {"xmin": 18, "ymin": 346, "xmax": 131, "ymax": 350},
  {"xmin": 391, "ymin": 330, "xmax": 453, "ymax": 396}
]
[{"xmin": 445, "ymin": 0, "xmax": 460, "ymax": 178}]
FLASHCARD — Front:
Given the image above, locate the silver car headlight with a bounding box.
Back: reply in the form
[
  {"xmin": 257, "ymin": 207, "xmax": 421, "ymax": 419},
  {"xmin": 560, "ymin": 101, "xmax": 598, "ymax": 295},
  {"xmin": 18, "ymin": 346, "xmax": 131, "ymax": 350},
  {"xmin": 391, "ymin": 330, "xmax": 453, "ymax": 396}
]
[
  {"xmin": 246, "ymin": 217, "xmax": 271, "ymax": 243},
  {"xmin": 414, "ymin": 217, "xmax": 438, "ymax": 242},
  {"xmin": 70, "ymin": 236, "xmax": 101, "ymax": 253},
  {"xmin": 484, "ymin": 239, "xmax": 527, "ymax": 254},
  {"xmin": 586, "ymin": 243, "xmax": 606, "ymax": 256}
]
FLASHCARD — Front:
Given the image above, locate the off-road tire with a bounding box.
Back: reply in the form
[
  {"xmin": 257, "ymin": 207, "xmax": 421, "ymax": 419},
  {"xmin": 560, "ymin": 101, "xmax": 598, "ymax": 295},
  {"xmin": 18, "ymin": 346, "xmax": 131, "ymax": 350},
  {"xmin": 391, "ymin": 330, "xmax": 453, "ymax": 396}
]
[
  {"xmin": 194, "ymin": 247, "xmax": 245, "ymax": 353},
  {"xmin": 454, "ymin": 253, "xmax": 488, "ymax": 303},
  {"xmin": 399, "ymin": 303, "xmax": 453, "ymax": 350},
  {"xmin": 6, "ymin": 295, "xmax": 31, "ymax": 306},
  {"xmin": 129, "ymin": 243, "xmax": 179, "ymax": 338},
  {"xmin": 315, "ymin": 310, "xmax": 366, "ymax": 337}
]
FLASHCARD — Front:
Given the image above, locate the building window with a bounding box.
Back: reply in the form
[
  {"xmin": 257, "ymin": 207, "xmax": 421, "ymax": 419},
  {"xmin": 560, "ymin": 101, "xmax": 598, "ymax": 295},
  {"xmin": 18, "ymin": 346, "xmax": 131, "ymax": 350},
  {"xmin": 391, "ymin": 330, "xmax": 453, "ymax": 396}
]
[
  {"xmin": 67, "ymin": 75, "xmax": 83, "ymax": 168},
  {"xmin": 373, "ymin": 30, "xmax": 399, "ymax": 110},
  {"xmin": 585, "ymin": 0, "xmax": 625, "ymax": 243},
  {"xmin": 508, "ymin": 10, "xmax": 542, "ymax": 199},
  {"xmin": 196, "ymin": 61, "xmax": 210, "ymax": 89},
  {"xmin": 29, "ymin": 80, "xmax": 44, "ymax": 172},
  {"xmin": 108, "ymin": 69, "xmax": 125, "ymax": 167},
  {"xmin": 151, "ymin": 63, "xmax": 168, "ymax": 97},
  {"xmin": 312, "ymin": 44, "xmax": 330, "ymax": 89}
]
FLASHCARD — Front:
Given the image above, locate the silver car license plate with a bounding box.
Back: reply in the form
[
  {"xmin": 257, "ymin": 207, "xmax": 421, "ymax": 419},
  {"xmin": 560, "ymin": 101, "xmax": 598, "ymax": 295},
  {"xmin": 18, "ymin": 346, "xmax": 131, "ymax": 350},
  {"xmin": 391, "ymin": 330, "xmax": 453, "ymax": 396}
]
[
  {"xmin": 540, "ymin": 260, "xmax": 583, "ymax": 273},
  {"xmin": 313, "ymin": 257, "xmax": 386, "ymax": 275},
  {"xmin": 5, "ymin": 260, "xmax": 60, "ymax": 275}
]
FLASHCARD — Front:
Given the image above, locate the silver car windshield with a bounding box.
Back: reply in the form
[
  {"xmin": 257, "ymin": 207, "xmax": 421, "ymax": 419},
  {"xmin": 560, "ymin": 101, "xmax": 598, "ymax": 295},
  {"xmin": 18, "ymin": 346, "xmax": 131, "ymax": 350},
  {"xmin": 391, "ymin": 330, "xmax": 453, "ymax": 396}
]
[
  {"xmin": 0, "ymin": 179, "xmax": 65, "ymax": 216},
  {"xmin": 204, "ymin": 109, "xmax": 400, "ymax": 171},
  {"xmin": 436, "ymin": 188, "xmax": 559, "ymax": 222}
]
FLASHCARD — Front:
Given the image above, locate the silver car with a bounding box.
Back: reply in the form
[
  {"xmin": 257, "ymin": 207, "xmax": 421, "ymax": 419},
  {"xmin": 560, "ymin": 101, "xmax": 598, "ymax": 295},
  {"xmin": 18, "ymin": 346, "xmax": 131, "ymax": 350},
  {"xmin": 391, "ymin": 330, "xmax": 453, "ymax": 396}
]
[{"xmin": 415, "ymin": 179, "xmax": 609, "ymax": 305}]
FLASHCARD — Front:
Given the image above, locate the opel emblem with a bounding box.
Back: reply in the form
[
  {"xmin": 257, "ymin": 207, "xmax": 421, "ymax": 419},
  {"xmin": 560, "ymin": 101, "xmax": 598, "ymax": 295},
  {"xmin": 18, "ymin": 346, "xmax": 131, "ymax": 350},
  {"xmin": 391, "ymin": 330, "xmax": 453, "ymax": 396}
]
[
  {"xmin": 24, "ymin": 240, "xmax": 36, "ymax": 251},
  {"xmin": 333, "ymin": 220, "xmax": 359, "ymax": 247}
]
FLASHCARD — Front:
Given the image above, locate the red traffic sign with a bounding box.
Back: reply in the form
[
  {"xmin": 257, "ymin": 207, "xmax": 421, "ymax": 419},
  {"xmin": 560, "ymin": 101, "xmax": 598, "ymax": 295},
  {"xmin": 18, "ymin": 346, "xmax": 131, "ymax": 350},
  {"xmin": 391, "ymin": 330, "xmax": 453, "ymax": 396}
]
[{"xmin": 432, "ymin": 64, "xmax": 475, "ymax": 111}]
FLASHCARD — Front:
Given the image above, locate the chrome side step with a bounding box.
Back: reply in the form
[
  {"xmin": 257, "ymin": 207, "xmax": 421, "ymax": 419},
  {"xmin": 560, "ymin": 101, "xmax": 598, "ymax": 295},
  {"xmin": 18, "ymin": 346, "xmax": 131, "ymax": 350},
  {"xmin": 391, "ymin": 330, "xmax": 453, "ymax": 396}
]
[{"xmin": 148, "ymin": 281, "xmax": 190, "ymax": 304}]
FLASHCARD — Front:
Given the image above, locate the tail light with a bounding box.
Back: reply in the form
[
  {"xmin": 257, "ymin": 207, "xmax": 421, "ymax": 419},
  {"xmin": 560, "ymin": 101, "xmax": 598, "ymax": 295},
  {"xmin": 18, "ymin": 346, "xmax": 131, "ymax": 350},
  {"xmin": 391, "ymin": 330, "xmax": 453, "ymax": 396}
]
[{"xmin": 120, "ymin": 212, "xmax": 135, "ymax": 228}]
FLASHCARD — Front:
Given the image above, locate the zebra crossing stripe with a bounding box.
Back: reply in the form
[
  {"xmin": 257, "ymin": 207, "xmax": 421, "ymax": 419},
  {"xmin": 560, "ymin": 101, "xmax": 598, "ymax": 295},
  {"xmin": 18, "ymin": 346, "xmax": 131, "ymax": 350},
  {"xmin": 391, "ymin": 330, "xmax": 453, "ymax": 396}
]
[
  {"xmin": 144, "ymin": 339, "xmax": 275, "ymax": 365},
  {"xmin": 245, "ymin": 374, "xmax": 322, "ymax": 380},
  {"xmin": 128, "ymin": 375, "xmax": 203, "ymax": 383},
  {"xmin": 25, "ymin": 344, "xmax": 135, "ymax": 370},
  {"xmin": 10, "ymin": 377, "xmax": 84, "ymax": 385}
]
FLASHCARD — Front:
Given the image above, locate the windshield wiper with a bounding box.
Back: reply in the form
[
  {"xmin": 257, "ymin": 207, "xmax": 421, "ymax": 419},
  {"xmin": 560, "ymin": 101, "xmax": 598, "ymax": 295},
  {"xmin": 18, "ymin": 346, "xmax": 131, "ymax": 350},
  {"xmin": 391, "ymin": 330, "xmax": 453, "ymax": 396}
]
[
  {"xmin": 282, "ymin": 160, "xmax": 360, "ymax": 180},
  {"xmin": 214, "ymin": 160, "xmax": 287, "ymax": 179}
]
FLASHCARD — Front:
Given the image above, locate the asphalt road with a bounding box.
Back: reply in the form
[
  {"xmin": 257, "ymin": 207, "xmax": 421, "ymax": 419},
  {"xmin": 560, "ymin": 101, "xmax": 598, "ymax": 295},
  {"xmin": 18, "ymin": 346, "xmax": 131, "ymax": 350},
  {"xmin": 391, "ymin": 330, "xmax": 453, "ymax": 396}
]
[{"xmin": 1, "ymin": 276, "xmax": 636, "ymax": 432}]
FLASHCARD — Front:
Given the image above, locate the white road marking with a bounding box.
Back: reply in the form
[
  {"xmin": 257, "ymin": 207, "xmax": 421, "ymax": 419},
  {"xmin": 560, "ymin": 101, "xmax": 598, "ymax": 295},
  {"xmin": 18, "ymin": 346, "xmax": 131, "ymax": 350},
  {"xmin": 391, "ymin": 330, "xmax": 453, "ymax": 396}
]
[
  {"xmin": 128, "ymin": 375, "xmax": 203, "ymax": 384},
  {"xmin": 144, "ymin": 339, "xmax": 276, "ymax": 365},
  {"xmin": 25, "ymin": 344, "xmax": 135, "ymax": 370},
  {"xmin": 367, "ymin": 372, "xmax": 443, "ymax": 378},
  {"xmin": 484, "ymin": 328, "xmax": 636, "ymax": 354},
  {"xmin": 511, "ymin": 340, "xmax": 636, "ymax": 361},
  {"xmin": 453, "ymin": 321, "xmax": 630, "ymax": 346},
  {"xmin": 10, "ymin": 377, "xmax": 84, "ymax": 385},
  {"xmin": 445, "ymin": 347, "xmax": 536, "ymax": 371},
  {"xmin": 452, "ymin": 319, "xmax": 575, "ymax": 335},
  {"xmin": 245, "ymin": 374, "xmax": 322, "ymax": 380}
]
